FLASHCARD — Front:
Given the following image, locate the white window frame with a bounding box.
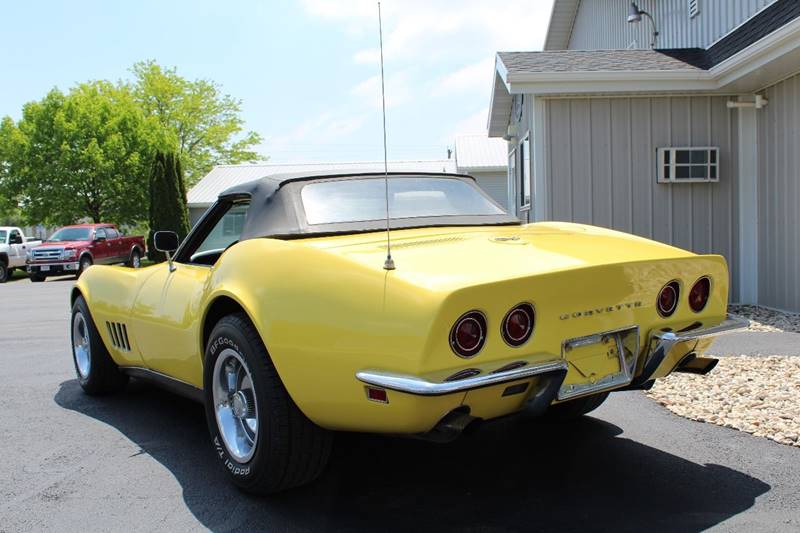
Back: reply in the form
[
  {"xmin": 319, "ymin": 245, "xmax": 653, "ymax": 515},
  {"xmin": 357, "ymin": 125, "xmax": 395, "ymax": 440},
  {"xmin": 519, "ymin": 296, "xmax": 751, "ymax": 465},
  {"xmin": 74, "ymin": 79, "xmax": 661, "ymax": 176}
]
[
  {"xmin": 519, "ymin": 133, "xmax": 531, "ymax": 210},
  {"xmin": 507, "ymin": 148, "xmax": 517, "ymax": 215},
  {"xmin": 657, "ymin": 146, "xmax": 719, "ymax": 184}
]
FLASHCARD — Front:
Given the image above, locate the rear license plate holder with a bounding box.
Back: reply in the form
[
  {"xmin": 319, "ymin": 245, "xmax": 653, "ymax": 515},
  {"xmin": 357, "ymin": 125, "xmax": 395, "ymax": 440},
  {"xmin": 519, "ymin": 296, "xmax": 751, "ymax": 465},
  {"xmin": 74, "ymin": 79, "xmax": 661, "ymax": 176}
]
[{"xmin": 558, "ymin": 326, "xmax": 639, "ymax": 401}]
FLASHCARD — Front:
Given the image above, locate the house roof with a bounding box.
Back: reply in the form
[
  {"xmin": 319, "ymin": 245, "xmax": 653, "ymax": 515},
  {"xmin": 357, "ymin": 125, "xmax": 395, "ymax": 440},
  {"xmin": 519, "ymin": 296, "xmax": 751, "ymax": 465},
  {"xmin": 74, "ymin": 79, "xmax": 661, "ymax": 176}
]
[
  {"xmin": 497, "ymin": 50, "xmax": 707, "ymax": 75},
  {"xmin": 188, "ymin": 160, "xmax": 457, "ymax": 206},
  {"xmin": 453, "ymin": 134, "xmax": 507, "ymax": 171},
  {"xmin": 488, "ymin": 0, "xmax": 800, "ymax": 136},
  {"xmin": 543, "ymin": 0, "xmax": 580, "ymax": 51}
]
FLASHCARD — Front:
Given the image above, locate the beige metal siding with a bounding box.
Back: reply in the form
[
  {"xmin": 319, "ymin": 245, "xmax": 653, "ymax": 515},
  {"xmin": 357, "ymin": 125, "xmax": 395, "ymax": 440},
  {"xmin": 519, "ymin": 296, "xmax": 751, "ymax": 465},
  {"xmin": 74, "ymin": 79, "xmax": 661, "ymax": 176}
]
[
  {"xmin": 567, "ymin": 0, "xmax": 776, "ymax": 50},
  {"xmin": 544, "ymin": 95, "xmax": 740, "ymax": 300},
  {"xmin": 189, "ymin": 207, "xmax": 207, "ymax": 227},
  {"xmin": 471, "ymin": 172, "xmax": 509, "ymax": 208},
  {"xmin": 758, "ymin": 75, "xmax": 800, "ymax": 311}
]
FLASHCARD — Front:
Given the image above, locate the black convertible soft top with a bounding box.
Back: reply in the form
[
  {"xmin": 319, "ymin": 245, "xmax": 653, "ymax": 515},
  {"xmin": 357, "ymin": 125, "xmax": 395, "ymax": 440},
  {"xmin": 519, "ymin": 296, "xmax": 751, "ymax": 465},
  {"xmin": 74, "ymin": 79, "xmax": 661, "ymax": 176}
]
[{"xmin": 215, "ymin": 172, "xmax": 520, "ymax": 240}]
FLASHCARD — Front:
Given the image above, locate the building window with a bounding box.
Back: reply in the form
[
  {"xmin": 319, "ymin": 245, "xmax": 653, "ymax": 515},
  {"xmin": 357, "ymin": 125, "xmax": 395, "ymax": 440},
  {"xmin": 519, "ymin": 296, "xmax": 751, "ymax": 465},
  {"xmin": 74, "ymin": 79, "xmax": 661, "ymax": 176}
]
[
  {"xmin": 519, "ymin": 134, "xmax": 531, "ymax": 208},
  {"xmin": 657, "ymin": 147, "xmax": 719, "ymax": 183}
]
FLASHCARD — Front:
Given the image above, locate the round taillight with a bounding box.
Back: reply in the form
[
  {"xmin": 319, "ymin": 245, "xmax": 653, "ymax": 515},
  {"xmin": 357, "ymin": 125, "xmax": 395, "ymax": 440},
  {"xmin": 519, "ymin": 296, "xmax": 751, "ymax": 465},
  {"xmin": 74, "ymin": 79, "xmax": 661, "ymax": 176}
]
[
  {"xmin": 689, "ymin": 277, "xmax": 711, "ymax": 312},
  {"xmin": 502, "ymin": 303, "xmax": 535, "ymax": 347},
  {"xmin": 657, "ymin": 281, "xmax": 680, "ymax": 317},
  {"xmin": 449, "ymin": 311, "xmax": 487, "ymax": 358}
]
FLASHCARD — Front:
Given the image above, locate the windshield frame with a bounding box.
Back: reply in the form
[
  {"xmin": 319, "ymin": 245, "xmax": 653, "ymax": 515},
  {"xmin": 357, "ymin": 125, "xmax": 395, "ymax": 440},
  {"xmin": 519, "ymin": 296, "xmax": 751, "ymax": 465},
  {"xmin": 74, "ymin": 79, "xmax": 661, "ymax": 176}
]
[{"xmin": 48, "ymin": 227, "xmax": 93, "ymax": 242}]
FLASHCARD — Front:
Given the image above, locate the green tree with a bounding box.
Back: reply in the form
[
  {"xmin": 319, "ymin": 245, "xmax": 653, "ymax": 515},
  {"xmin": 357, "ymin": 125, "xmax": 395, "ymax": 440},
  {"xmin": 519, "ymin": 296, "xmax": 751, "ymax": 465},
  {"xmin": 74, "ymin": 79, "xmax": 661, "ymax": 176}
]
[
  {"xmin": 0, "ymin": 83, "xmax": 152, "ymax": 225},
  {"xmin": 0, "ymin": 116, "xmax": 24, "ymax": 216},
  {"xmin": 131, "ymin": 60, "xmax": 262, "ymax": 186},
  {"xmin": 147, "ymin": 150, "xmax": 190, "ymax": 262}
]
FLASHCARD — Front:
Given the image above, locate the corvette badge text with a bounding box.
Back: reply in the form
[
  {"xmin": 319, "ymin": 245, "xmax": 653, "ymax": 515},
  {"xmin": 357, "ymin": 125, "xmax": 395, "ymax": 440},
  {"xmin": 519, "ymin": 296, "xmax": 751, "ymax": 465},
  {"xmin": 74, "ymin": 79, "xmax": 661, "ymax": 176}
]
[{"xmin": 559, "ymin": 301, "xmax": 643, "ymax": 320}]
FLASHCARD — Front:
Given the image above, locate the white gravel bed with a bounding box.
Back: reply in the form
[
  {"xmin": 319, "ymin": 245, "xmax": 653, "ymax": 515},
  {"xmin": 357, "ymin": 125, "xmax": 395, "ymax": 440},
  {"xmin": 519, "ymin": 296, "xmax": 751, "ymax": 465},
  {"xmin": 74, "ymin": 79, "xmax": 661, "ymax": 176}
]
[
  {"xmin": 647, "ymin": 355, "xmax": 800, "ymax": 448},
  {"xmin": 728, "ymin": 304, "xmax": 800, "ymax": 333}
]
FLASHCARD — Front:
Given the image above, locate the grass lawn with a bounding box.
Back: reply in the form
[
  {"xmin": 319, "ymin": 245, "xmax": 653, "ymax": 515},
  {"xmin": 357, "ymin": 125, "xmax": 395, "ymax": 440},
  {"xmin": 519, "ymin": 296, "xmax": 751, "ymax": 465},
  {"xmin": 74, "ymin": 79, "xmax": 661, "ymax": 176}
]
[{"xmin": 10, "ymin": 268, "xmax": 29, "ymax": 281}]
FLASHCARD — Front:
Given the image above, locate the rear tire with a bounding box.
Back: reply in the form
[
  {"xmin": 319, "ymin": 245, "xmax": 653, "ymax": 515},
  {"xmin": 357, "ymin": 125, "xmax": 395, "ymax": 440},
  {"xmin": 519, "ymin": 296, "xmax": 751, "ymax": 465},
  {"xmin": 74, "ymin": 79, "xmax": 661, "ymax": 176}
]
[
  {"xmin": 0, "ymin": 262, "xmax": 8, "ymax": 283},
  {"xmin": 545, "ymin": 392, "xmax": 610, "ymax": 421},
  {"xmin": 70, "ymin": 295, "xmax": 128, "ymax": 395},
  {"xmin": 30, "ymin": 274, "xmax": 46, "ymax": 282},
  {"xmin": 204, "ymin": 313, "xmax": 332, "ymax": 494}
]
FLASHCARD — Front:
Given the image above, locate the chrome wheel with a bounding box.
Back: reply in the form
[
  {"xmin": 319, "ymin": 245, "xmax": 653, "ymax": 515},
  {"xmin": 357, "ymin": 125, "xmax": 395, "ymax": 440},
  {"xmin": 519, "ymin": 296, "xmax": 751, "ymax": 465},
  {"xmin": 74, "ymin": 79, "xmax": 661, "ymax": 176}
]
[
  {"xmin": 80, "ymin": 257, "xmax": 92, "ymax": 273},
  {"xmin": 212, "ymin": 348, "xmax": 259, "ymax": 463},
  {"xmin": 131, "ymin": 251, "xmax": 141, "ymax": 268},
  {"xmin": 72, "ymin": 312, "xmax": 91, "ymax": 379}
]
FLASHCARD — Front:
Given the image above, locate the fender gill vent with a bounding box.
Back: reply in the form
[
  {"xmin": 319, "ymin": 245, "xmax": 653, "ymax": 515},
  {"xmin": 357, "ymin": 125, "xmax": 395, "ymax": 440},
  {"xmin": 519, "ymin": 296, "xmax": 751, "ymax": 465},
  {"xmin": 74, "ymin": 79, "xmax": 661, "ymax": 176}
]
[{"xmin": 105, "ymin": 322, "xmax": 131, "ymax": 351}]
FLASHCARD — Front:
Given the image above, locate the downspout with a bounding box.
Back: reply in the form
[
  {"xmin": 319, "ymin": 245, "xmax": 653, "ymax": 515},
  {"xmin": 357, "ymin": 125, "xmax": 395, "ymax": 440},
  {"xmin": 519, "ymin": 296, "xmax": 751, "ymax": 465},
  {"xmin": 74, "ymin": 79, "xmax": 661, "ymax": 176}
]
[{"xmin": 728, "ymin": 94, "xmax": 768, "ymax": 305}]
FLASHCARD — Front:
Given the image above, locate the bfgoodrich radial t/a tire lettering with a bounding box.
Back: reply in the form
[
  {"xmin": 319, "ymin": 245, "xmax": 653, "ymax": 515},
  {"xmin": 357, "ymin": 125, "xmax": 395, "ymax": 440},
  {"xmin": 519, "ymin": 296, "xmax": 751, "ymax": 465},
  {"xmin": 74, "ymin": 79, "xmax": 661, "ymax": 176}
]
[{"xmin": 204, "ymin": 313, "xmax": 332, "ymax": 494}]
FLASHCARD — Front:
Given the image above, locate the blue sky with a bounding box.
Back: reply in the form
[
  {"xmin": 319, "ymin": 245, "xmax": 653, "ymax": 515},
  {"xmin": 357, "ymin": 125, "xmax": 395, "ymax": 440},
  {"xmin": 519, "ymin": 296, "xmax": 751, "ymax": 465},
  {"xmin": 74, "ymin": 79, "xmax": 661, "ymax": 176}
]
[{"xmin": 0, "ymin": 0, "xmax": 553, "ymax": 164}]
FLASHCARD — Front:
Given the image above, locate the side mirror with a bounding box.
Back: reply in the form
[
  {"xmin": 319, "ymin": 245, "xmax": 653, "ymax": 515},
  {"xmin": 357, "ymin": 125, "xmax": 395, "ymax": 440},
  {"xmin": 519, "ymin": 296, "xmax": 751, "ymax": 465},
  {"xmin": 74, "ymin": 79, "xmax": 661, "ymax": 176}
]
[
  {"xmin": 95, "ymin": 236, "xmax": 106, "ymax": 242},
  {"xmin": 154, "ymin": 231, "xmax": 179, "ymax": 252},
  {"xmin": 154, "ymin": 231, "xmax": 180, "ymax": 272}
]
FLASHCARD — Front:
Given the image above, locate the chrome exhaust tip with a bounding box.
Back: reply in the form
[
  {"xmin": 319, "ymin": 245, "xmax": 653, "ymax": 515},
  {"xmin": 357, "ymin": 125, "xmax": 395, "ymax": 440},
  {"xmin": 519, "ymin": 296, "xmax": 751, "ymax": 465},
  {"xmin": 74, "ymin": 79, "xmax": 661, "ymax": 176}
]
[
  {"xmin": 415, "ymin": 407, "xmax": 481, "ymax": 443},
  {"xmin": 674, "ymin": 353, "xmax": 719, "ymax": 375}
]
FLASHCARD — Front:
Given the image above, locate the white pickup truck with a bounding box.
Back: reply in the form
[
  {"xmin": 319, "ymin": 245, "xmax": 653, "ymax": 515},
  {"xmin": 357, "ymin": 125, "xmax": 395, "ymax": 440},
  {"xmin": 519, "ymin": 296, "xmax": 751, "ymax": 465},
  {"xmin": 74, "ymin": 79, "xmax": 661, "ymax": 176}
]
[{"xmin": 0, "ymin": 227, "xmax": 42, "ymax": 283}]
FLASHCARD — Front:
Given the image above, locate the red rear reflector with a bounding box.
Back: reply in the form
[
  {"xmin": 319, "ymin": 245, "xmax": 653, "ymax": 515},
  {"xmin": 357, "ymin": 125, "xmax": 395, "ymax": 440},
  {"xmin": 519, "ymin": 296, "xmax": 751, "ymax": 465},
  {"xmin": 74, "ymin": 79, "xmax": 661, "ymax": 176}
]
[{"xmin": 366, "ymin": 386, "xmax": 388, "ymax": 403}]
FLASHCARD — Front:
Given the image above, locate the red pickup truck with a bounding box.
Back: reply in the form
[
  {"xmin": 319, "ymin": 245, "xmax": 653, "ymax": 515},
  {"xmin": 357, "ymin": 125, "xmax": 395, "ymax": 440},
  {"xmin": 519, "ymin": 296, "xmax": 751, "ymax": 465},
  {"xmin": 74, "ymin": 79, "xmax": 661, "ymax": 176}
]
[{"xmin": 27, "ymin": 224, "xmax": 146, "ymax": 282}]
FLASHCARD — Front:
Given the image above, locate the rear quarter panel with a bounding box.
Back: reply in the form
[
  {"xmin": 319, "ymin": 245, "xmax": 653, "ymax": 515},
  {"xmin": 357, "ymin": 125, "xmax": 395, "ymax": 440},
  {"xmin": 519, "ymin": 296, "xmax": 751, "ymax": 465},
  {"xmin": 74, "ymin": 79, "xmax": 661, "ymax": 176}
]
[{"xmin": 207, "ymin": 238, "xmax": 463, "ymax": 433}]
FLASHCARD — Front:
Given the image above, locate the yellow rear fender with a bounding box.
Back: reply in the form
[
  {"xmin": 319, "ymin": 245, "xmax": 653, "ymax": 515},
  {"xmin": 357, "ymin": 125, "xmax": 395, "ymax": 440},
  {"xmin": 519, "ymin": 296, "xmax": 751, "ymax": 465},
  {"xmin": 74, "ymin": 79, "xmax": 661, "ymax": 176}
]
[{"xmin": 205, "ymin": 238, "xmax": 445, "ymax": 430}]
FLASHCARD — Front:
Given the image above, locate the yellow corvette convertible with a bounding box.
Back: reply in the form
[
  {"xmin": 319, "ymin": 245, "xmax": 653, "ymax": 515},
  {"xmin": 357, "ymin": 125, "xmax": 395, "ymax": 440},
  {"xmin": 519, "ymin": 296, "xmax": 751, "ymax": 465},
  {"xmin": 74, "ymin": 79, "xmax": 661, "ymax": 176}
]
[{"xmin": 70, "ymin": 172, "xmax": 747, "ymax": 493}]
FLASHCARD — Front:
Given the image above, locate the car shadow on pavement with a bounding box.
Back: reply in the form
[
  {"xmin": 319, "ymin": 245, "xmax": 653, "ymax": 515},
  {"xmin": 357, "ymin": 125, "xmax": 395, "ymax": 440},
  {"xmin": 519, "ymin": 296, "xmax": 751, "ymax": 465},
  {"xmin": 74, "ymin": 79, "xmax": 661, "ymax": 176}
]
[{"xmin": 55, "ymin": 379, "xmax": 770, "ymax": 532}]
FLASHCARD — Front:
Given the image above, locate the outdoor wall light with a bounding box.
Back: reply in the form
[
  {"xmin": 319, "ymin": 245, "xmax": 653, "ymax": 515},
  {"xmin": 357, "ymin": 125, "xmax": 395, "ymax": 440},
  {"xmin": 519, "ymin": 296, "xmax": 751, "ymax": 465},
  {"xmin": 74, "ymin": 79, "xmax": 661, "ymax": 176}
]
[{"xmin": 627, "ymin": 2, "xmax": 659, "ymax": 48}]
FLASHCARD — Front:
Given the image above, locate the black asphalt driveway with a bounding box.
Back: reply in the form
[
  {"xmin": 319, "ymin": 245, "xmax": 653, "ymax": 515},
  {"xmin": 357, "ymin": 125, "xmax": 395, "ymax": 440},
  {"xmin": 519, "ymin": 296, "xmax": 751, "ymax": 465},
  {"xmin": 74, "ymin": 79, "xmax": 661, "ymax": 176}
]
[{"xmin": 1, "ymin": 276, "xmax": 798, "ymax": 532}]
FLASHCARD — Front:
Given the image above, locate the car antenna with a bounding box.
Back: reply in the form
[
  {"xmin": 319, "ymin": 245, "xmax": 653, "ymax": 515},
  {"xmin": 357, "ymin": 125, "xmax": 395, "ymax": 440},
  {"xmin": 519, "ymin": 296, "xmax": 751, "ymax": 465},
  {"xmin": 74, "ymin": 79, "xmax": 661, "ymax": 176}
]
[{"xmin": 378, "ymin": 2, "xmax": 395, "ymax": 270}]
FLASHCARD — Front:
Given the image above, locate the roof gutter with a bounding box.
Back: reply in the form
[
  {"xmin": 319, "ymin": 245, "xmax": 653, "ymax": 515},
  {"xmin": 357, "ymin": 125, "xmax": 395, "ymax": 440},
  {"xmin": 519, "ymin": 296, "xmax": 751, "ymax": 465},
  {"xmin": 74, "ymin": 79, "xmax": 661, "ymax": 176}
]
[{"xmin": 710, "ymin": 15, "xmax": 800, "ymax": 90}]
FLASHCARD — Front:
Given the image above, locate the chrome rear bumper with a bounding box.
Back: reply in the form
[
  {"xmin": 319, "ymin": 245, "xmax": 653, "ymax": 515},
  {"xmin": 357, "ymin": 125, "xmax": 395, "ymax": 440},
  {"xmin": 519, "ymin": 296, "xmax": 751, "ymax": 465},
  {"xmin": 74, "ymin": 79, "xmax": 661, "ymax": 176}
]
[
  {"xmin": 355, "ymin": 314, "xmax": 749, "ymax": 397},
  {"xmin": 356, "ymin": 359, "xmax": 568, "ymax": 397},
  {"xmin": 631, "ymin": 314, "xmax": 749, "ymax": 387}
]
